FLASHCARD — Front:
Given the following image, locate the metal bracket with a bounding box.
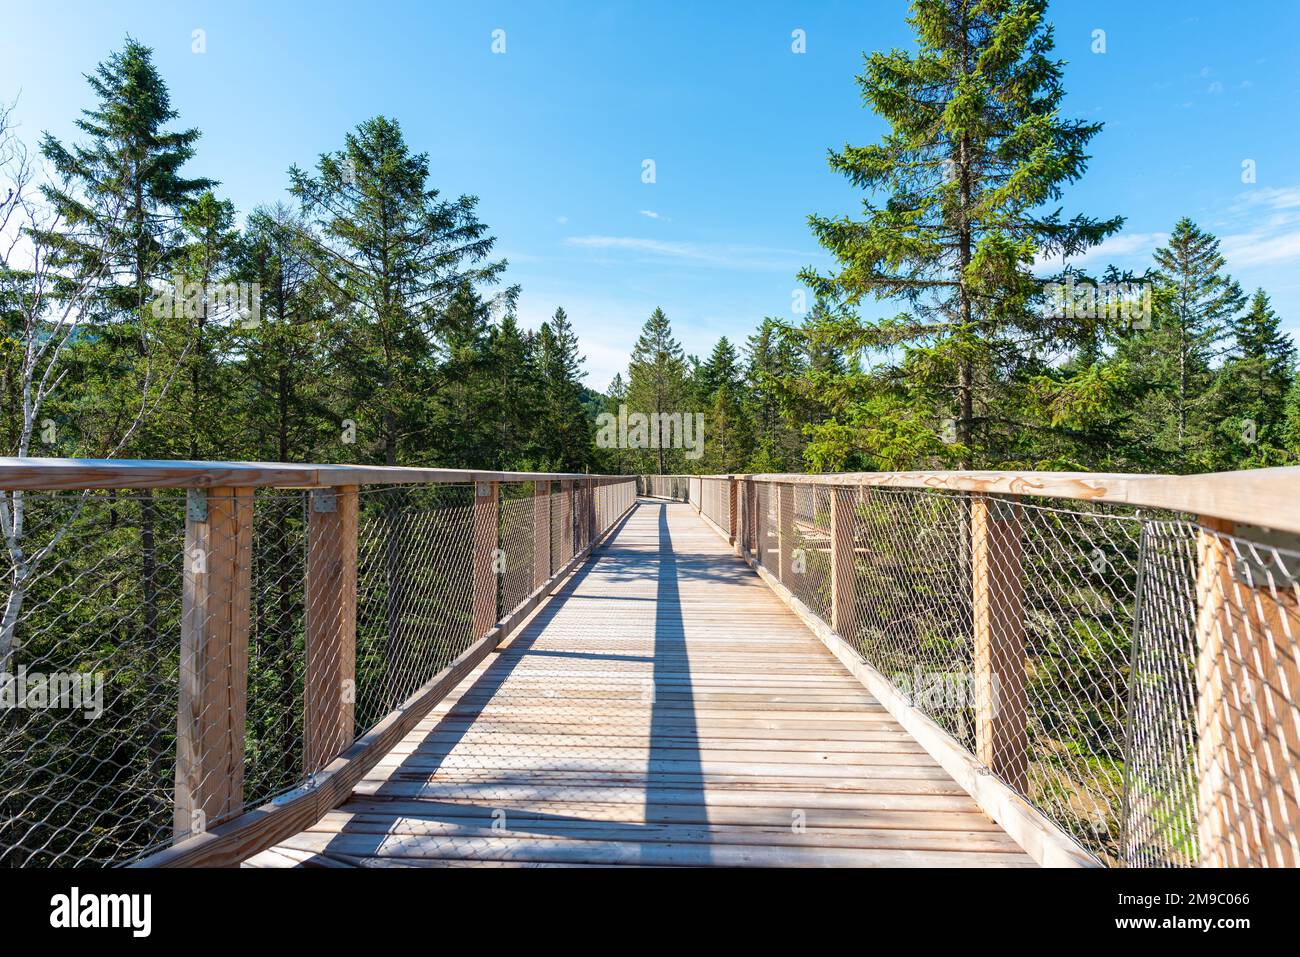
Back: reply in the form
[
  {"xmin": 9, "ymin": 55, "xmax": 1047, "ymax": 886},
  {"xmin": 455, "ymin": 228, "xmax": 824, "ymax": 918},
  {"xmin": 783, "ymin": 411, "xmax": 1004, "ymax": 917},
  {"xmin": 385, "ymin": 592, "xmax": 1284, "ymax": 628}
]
[
  {"xmin": 186, "ymin": 489, "xmax": 208, "ymax": 522},
  {"xmin": 311, "ymin": 488, "xmax": 337, "ymax": 513},
  {"xmin": 1230, "ymin": 522, "xmax": 1300, "ymax": 588},
  {"xmin": 476, "ymin": 481, "xmax": 492, "ymax": 497}
]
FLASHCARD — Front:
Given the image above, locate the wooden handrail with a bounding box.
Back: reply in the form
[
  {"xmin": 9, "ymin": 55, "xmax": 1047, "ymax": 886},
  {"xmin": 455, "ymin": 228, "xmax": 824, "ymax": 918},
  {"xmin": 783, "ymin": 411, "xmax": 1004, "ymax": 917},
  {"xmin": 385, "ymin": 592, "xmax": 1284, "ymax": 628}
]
[
  {"xmin": 646, "ymin": 467, "xmax": 1300, "ymax": 534},
  {"xmin": 0, "ymin": 457, "xmax": 627, "ymax": 491}
]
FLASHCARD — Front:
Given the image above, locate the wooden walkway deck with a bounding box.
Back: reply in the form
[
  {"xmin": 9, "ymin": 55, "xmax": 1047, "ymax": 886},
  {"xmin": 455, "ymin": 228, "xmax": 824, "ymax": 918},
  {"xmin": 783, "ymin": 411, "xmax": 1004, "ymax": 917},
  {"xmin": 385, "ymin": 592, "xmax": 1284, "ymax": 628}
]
[{"xmin": 248, "ymin": 500, "xmax": 1033, "ymax": 867}]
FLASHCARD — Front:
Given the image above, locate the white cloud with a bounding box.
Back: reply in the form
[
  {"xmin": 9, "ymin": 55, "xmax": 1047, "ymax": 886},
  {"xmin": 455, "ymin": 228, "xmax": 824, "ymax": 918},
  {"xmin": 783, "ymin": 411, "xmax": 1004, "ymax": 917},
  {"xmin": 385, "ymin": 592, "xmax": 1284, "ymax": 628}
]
[
  {"xmin": 638, "ymin": 209, "xmax": 668, "ymax": 221},
  {"xmin": 555, "ymin": 215, "xmax": 569, "ymax": 224},
  {"xmin": 564, "ymin": 235, "xmax": 820, "ymax": 272}
]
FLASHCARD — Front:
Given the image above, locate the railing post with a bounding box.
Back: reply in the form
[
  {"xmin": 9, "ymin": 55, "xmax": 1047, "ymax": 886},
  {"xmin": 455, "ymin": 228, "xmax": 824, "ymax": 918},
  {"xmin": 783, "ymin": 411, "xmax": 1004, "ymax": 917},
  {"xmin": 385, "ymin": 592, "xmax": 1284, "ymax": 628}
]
[
  {"xmin": 175, "ymin": 486, "xmax": 253, "ymax": 840},
  {"xmin": 777, "ymin": 483, "xmax": 794, "ymax": 583},
  {"xmin": 304, "ymin": 485, "xmax": 358, "ymax": 775},
  {"xmin": 1194, "ymin": 516, "xmax": 1300, "ymax": 866},
  {"xmin": 583, "ymin": 478, "xmax": 595, "ymax": 551},
  {"xmin": 473, "ymin": 480, "xmax": 499, "ymax": 639},
  {"xmin": 971, "ymin": 494, "xmax": 1027, "ymax": 792},
  {"xmin": 831, "ymin": 485, "xmax": 855, "ymax": 636},
  {"xmin": 728, "ymin": 478, "xmax": 738, "ymax": 545},
  {"xmin": 533, "ymin": 480, "xmax": 550, "ymax": 590},
  {"xmin": 746, "ymin": 479, "xmax": 757, "ymax": 556}
]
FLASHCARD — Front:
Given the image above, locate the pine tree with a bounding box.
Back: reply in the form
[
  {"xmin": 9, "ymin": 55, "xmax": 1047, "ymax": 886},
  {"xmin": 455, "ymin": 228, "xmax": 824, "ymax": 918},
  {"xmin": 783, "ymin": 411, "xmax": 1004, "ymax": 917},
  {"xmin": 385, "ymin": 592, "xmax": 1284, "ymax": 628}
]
[
  {"xmin": 801, "ymin": 0, "xmax": 1120, "ymax": 468},
  {"xmin": 34, "ymin": 38, "xmax": 214, "ymax": 678},
  {"xmin": 289, "ymin": 115, "xmax": 508, "ymax": 467},
  {"xmin": 1230, "ymin": 289, "xmax": 1295, "ymax": 406},
  {"xmin": 37, "ymin": 37, "xmax": 214, "ymax": 456},
  {"xmin": 1143, "ymin": 218, "xmax": 1244, "ymax": 463},
  {"xmin": 233, "ymin": 202, "xmax": 332, "ymax": 464},
  {"xmin": 174, "ymin": 190, "xmax": 240, "ymax": 458},
  {"xmin": 743, "ymin": 318, "xmax": 806, "ymax": 469},
  {"xmin": 1213, "ymin": 288, "xmax": 1296, "ymax": 466},
  {"xmin": 535, "ymin": 307, "xmax": 594, "ymax": 471},
  {"xmin": 626, "ymin": 307, "xmax": 689, "ymax": 474}
]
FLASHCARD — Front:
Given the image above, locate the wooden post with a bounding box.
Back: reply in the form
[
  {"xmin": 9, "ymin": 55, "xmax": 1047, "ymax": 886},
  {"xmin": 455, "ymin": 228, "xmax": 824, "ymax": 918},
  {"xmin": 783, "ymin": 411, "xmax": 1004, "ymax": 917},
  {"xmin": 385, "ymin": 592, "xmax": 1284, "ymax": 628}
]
[
  {"xmin": 1195, "ymin": 516, "xmax": 1300, "ymax": 867},
  {"xmin": 533, "ymin": 480, "xmax": 551, "ymax": 588},
  {"xmin": 304, "ymin": 486, "xmax": 358, "ymax": 774},
  {"xmin": 728, "ymin": 479, "xmax": 738, "ymax": 545},
  {"xmin": 831, "ymin": 486, "xmax": 855, "ymax": 637},
  {"xmin": 747, "ymin": 479, "xmax": 757, "ymax": 556},
  {"xmin": 971, "ymin": 494, "xmax": 1028, "ymax": 792},
  {"xmin": 777, "ymin": 483, "xmax": 795, "ymax": 583},
  {"xmin": 175, "ymin": 486, "xmax": 253, "ymax": 839},
  {"xmin": 472, "ymin": 481, "xmax": 499, "ymax": 639}
]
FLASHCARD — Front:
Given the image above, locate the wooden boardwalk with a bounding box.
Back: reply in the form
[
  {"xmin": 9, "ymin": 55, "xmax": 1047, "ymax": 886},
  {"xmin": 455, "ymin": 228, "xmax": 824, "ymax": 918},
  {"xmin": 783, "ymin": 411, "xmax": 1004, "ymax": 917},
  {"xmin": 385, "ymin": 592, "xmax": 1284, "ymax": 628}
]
[{"xmin": 249, "ymin": 500, "xmax": 1033, "ymax": 867}]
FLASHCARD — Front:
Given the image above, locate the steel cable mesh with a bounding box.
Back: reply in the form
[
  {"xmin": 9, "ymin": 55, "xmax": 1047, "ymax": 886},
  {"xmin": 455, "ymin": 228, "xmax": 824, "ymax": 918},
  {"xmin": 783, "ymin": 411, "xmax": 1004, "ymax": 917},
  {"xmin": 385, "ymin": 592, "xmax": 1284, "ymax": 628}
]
[
  {"xmin": 499, "ymin": 483, "xmax": 540, "ymax": 621},
  {"xmin": 784, "ymin": 484, "xmax": 833, "ymax": 623},
  {"xmin": 0, "ymin": 488, "xmax": 312, "ymax": 866},
  {"xmin": 353, "ymin": 485, "xmax": 475, "ymax": 737},
  {"xmin": 1, "ymin": 475, "xmax": 638, "ymax": 868},
  {"xmin": 243, "ymin": 492, "xmax": 309, "ymax": 817},
  {"xmin": 640, "ymin": 475, "xmax": 689, "ymax": 502},
  {"xmin": 738, "ymin": 478, "xmax": 1299, "ymax": 867},
  {"xmin": 0, "ymin": 490, "xmax": 186, "ymax": 866}
]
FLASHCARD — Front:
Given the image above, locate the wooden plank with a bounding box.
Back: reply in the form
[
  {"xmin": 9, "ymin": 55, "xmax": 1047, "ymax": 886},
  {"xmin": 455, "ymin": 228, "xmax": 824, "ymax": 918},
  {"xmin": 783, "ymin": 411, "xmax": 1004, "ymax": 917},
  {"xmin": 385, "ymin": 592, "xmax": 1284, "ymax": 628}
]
[
  {"xmin": 175, "ymin": 486, "xmax": 253, "ymax": 840},
  {"xmin": 251, "ymin": 499, "xmax": 1033, "ymax": 868},
  {"xmin": 304, "ymin": 486, "xmax": 358, "ymax": 774},
  {"xmin": 1195, "ymin": 516, "xmax": 1300, "ymax": 867},
  {"xmin": 971, "ymin": 495, "xmax": 1028, "ymax": 793}
]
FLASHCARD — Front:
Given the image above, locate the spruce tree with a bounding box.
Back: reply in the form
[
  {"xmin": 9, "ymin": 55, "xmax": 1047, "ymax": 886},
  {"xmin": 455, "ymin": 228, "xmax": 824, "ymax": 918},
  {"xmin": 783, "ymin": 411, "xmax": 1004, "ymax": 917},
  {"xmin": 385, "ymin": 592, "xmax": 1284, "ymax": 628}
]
[
  {"xmin": 801, "ymin": 0, "xmax": 1120, "ymax": 467},
  {"xmin": 627, "ymin": 307, "xmax": 689, "ymax": 474},
  {"xmin": 536, "ymin": 307, "xmax": 593, "ymax": 471},
  {"xmin": 289, "ymin": 115, "xmax": 507, "ymax": 466},
  {"xmin": 1153, "ymin": 218, "xmax": 1243, "ymax": 450},
  {"xmin": 37, "ymin": 37, "xmax": 214, "ymax": 456}
]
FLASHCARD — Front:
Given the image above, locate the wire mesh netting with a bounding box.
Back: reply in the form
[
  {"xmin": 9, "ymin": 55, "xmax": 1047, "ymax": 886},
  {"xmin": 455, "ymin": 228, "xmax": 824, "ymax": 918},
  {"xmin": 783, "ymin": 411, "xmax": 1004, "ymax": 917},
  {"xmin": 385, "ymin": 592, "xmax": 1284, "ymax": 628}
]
[
  {"xmin": 732, "ymin": 478, "xmax": 1300, "ymax": 868},
  {"xmin": 0, "ymin": 476, "xmax": 637, "ymax": 867}
]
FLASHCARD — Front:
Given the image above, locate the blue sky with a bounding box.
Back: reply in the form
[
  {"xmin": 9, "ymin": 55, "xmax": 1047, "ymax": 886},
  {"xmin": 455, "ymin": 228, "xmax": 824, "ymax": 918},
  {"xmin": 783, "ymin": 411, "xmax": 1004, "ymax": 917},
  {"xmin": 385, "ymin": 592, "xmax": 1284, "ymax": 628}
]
[{"xmin": 3, "ymin": 1, "xmax": 1299, "ymax": 388}]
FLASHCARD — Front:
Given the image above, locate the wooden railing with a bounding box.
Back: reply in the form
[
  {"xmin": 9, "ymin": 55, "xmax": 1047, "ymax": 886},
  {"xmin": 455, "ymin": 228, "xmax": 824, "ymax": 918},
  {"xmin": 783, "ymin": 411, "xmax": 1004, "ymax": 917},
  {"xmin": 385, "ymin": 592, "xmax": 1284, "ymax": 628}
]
[
  {"xmin": 0, "ymin": 458, "xmax": 636, "ymax": 867},
  {"xmin": 650, "ymin": 467, "xmax": 1300, "ymax": 867}
]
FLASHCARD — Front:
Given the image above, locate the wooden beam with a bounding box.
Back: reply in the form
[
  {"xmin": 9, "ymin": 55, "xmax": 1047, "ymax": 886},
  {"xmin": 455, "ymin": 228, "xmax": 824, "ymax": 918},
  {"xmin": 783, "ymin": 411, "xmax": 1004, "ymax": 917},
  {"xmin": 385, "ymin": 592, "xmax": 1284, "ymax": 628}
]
[
  {"xmin": 473, "ymin": 481, "xmax": 499, "ymax": 639},
  {"xmin": 533, "ymin": 480, "xmax": 551, "ymax": 588},
  {"xmin": 728, "ymin": 479, "xmax": 738, "ymax": 544},
  {"xmin": 304, "ymin": 486, "xmax": 358, "ymax": 774},
  {"xmin": 1195, "ymin": 516, "xmax": 1300, "ymax": 867},
  {"xmin": 175, "ymin": 486, "xmax": 254, "ymax": 840},
  {"xmin": 971, "ymin": 495, "xmax": 1028, "ymax": 793},
  {"xmin": 0, "ymin": 456, "xmax": 629, "ymax": 492},
  {"xmin": 831, "ymin": 486, "xmax": 855, "ymax": 637}
]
